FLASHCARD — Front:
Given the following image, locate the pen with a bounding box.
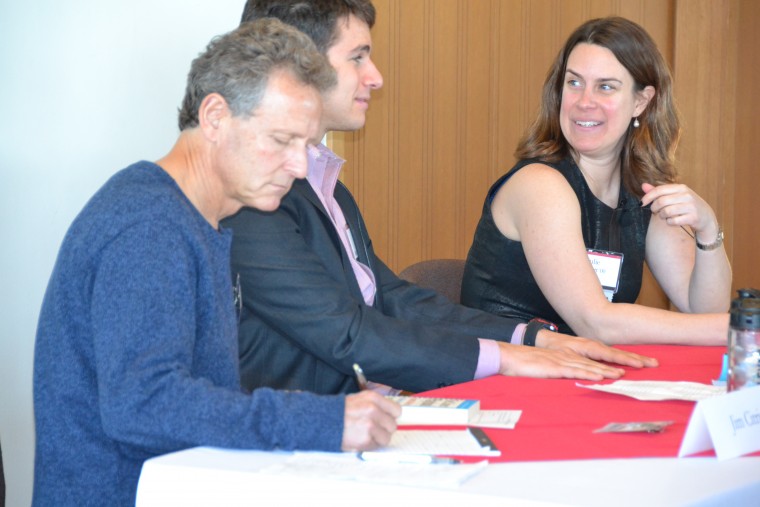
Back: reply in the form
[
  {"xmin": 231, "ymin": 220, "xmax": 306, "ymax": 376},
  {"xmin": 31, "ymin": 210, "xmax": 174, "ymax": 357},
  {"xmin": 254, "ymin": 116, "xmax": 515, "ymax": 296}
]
[
  {"xmin": 352, "ymin": 363, "xmax": 368, "ymax": 391},
  {"xmin": 358, "ymin": 451, "xmax": 461, "ymax": 465}
]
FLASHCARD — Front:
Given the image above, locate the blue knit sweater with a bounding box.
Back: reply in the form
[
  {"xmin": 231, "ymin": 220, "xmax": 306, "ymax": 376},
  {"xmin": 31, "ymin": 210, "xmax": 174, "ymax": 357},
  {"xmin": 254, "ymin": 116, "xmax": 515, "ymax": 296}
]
[{"xmin": 33, "ymin": 162, "xmax": 345, "ymax": 506}]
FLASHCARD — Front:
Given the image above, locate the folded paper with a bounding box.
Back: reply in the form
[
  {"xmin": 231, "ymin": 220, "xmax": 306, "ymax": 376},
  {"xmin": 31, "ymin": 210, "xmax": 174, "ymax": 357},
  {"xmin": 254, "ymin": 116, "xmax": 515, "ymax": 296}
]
[{"xmin": 679, "ymin": 385, "xmax": 760, "ymax": 460}]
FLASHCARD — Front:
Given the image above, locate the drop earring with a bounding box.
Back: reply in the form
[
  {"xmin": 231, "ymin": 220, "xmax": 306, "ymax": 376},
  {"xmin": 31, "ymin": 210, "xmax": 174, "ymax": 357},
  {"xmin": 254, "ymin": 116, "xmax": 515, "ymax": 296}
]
[{"xmin": 633, "ymin": 117, "xmax": 640, "ymax": 128}]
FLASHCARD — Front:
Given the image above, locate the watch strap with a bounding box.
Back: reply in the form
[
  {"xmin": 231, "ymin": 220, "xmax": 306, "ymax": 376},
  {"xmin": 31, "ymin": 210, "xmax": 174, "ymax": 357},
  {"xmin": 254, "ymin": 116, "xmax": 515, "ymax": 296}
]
[
  {"xmin": 523, "ymin": 318, "xmax": 558, "ymax": 347},
  {"xmin": 696, "ymin": 226, "xmax": 724, "ymax": 251}
]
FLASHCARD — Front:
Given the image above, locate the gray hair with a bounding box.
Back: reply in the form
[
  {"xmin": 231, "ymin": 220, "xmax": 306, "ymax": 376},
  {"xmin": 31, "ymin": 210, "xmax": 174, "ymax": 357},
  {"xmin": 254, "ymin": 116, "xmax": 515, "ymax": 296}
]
[{"xmin": 178, "ymin": 17, "xmax": 336, "ymax": 130}]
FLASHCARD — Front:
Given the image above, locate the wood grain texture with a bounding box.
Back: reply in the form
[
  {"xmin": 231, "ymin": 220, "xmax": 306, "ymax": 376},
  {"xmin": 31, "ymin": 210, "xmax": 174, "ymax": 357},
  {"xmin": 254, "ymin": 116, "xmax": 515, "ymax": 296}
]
[{"xmin": 732, "ymin": 0, "xmax": 760, "ymax": 292}]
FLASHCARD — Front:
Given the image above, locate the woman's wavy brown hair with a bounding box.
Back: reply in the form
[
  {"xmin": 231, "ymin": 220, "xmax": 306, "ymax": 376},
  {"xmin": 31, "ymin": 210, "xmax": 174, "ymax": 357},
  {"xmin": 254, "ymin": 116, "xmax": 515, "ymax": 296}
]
[{"xmin": 515, "ymin": 17, "xmax": 681, "ymax": 198}]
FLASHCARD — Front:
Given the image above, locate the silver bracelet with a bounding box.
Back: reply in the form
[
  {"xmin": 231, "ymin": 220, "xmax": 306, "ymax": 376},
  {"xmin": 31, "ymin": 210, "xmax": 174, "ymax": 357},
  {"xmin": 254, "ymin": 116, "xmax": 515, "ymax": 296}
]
[{"xmin": 696, "ymin": 226, "xmax": 724, "ymax": 251}]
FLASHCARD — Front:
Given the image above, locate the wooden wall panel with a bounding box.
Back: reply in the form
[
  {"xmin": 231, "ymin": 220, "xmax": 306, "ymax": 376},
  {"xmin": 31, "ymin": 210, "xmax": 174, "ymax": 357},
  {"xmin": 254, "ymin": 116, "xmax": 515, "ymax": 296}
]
[
  {"xmin": 733, "ymin": 0, "xmax": 760, "ymax": 291},
  {"xmin": 427, "ymin": 3, "xmax": 461, "ymax": 260},
  {"xmin": 673, "ymin": 0, "xmax": 737, "ymax": 257},
  {"xmin": 462, "ymin": 1, "xmax": 500, "ymax": 252},
  {"xmin": 390, "ymin": 0, "xmax": 424, "ymax": 268},
  {"xmin": 330, "ymin": 0, "xmax": 758, "ymax": 309}
]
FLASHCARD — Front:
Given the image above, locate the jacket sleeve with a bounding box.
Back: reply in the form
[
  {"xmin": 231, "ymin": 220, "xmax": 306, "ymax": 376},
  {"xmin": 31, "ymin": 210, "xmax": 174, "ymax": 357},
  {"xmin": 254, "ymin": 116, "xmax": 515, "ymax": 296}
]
[{"xmin": 224, "ymin": 191, "xmax": 482, "ymax": 394}]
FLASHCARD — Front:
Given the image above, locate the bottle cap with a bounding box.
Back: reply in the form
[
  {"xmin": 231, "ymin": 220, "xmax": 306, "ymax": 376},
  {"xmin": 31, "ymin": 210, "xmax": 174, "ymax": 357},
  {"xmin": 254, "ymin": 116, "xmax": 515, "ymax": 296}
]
[{"xmin": 730, "ymin": 288, "xmax": 760, "ymax": 330}]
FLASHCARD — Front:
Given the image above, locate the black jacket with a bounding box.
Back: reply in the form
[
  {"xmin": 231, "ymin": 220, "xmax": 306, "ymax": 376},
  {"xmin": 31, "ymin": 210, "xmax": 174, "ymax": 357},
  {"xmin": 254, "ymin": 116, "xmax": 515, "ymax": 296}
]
[{"xmin": 223, "ymin": 178, "xmax": 521, "ymax": 394}]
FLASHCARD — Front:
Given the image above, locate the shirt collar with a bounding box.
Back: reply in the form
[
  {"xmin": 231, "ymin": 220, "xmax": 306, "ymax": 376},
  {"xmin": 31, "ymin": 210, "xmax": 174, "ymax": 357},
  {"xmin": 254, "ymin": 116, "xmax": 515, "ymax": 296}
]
[{"xmin": 307, "ymin": 143, "xmax": 346, "ymax": 198}]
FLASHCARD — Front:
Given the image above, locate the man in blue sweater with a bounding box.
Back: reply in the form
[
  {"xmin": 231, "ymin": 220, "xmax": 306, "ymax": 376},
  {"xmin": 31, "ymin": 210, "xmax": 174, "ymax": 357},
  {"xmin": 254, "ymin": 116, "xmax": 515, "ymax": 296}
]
[{"xmin": 32, "ymin": 18, "xmax": 399, "ymax": 506}]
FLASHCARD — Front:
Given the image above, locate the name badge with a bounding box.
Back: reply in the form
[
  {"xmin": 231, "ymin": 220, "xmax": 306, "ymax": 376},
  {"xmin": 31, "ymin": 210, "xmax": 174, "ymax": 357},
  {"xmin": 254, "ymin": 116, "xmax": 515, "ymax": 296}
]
[{"xmin": 587, "ymin": 249, "xmax": 623, "ymax": 302}]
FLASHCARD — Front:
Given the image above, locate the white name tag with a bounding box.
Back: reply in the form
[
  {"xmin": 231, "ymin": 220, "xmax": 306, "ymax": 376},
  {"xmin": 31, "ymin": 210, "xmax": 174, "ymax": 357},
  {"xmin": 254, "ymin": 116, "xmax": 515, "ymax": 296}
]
[
  {"xmin": 678, "ymin": 385, "xmax": 760, "ymax": 460},
  {"xmin": 587, "ymin": 249, "xmax": 623, "ymax": 302}
]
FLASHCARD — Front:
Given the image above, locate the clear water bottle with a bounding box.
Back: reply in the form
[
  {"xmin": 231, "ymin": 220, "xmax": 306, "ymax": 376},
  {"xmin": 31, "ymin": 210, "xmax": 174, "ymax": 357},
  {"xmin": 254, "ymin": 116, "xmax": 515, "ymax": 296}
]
[{"xmin": 728, "ymin": 288, "xmax": 760, "ymax": 392}]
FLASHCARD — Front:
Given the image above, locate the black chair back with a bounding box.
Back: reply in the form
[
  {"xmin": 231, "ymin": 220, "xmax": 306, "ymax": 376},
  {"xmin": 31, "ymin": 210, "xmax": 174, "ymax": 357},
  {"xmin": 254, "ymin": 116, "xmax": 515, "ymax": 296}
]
[{"xmin": 398, "ymin": 259, "xmax": 466, "ymax": 304}]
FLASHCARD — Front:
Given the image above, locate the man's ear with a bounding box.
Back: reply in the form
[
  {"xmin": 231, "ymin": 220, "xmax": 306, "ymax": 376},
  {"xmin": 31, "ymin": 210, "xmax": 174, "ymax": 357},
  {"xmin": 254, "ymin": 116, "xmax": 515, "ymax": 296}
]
[
  {"xmin": 634, "ymin": 85, "xmax": 655, "ymax": 117},
  {"xmin": 198, "ymin": 93, "xmax": 230, "ymax": 142}
]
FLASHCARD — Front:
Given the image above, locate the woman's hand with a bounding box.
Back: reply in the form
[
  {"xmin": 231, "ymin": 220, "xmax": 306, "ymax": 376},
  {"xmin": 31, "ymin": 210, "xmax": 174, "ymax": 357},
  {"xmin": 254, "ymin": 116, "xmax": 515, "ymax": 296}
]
[
  {"xmin": 640, "ymin": 182, "xmax": 720, "ymax": 244},
  {"xmin": 641, "ymin": 181, "xmax": 731, "ymax": 314}
]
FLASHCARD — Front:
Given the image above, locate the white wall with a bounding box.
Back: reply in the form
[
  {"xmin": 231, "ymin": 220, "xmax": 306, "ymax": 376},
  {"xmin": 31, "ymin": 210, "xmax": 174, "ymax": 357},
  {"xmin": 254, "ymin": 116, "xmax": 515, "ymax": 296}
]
[{"xmin": 0, "ymin": 2, "xmax": 243, "ymax": 505}]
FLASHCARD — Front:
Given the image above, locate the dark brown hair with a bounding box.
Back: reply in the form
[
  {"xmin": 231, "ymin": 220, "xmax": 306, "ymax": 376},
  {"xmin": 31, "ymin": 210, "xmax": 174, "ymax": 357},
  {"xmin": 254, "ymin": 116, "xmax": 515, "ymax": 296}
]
[
  {"xmin": 241, "ymin": 0, "xmax": 376, "ymax": 54},
  {"xmin": 515, "ymin": 17, "xmax": 681, "ymax": 197}
]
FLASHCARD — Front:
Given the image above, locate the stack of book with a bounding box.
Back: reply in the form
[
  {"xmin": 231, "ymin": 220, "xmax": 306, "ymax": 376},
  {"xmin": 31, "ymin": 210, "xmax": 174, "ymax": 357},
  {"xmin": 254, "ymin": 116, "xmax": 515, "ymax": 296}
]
[{"xmin": 387, "ymin": 396, "xmax": 479, "ymax": 426}]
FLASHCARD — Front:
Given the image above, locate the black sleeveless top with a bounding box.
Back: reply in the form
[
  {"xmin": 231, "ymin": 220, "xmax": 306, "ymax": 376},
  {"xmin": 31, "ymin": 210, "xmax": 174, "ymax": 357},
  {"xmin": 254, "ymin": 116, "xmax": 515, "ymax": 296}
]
[{"xmin": 461, "ymin": 156, "xmax": 651, "ymax": 335}]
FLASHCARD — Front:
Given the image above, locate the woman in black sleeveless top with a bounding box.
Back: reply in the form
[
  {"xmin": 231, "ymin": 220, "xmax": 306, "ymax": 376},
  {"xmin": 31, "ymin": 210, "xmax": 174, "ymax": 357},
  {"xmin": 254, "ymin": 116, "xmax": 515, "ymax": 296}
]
[{"xmin": 462, "ymin": 17, "xmax": 730, "ymax": 345}]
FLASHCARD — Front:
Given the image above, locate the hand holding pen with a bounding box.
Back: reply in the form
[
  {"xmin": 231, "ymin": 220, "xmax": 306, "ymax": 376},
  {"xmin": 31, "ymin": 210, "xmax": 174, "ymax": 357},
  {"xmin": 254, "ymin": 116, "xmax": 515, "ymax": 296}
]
[
  {"xmin": 350, "ymin": 364, "xmax": 461, "ymax": 464},
  {"xmin": 340, "ymin": 364, "xmax": 401, "ymax": 451}
]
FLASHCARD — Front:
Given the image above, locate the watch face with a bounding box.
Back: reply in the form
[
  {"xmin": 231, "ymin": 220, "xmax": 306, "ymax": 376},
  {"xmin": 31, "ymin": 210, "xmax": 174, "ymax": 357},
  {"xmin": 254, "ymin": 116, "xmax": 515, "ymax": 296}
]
[{"xmin": 530, "ymin": 318, "xmax": 558, "ymax": 332}]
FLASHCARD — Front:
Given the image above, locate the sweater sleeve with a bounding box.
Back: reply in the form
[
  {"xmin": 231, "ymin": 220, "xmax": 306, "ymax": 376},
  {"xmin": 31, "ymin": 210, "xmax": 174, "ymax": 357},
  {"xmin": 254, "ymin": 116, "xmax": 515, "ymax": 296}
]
[{"xmin": 90, "ymin": 221, "xmax": 345, "ymax": 454}]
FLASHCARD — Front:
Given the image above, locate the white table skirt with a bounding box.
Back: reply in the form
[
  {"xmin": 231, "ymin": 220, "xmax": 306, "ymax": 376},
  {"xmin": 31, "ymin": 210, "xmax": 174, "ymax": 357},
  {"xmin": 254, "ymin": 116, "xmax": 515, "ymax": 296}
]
[{"xmin": 136, "ymin": 447, "xmax": 760, "ymax": 507}]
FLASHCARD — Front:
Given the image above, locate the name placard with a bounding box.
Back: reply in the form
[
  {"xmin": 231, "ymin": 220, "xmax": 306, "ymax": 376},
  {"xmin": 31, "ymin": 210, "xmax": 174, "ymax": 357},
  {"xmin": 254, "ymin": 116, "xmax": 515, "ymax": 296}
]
[{"xmin": 679, "ymin": 385, "xmax": 760, "ymax": 460}]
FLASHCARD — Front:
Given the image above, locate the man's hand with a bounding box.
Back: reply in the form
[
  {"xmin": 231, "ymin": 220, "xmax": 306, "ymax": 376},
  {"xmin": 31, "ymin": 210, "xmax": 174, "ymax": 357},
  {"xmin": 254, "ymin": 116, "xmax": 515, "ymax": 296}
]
[
  {"xmin": 497, "ymin": 331, "xmax": 658, "ymax": 381},
  {"xmin": 536, "ymin": 330, "xmax": 659, "ymax": 368},
  {"xmin": 341, "ymin": 391, "xmax": 401, "ymax": 451}
]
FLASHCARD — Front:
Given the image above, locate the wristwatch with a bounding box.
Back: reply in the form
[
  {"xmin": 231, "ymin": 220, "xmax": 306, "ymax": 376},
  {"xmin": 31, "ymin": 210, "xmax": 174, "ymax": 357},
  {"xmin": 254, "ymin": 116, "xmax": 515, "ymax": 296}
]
[
  {"xmin": 523, "ymin": 318, "xmax": 559, "ymax": 347},
  {"xmin": 696, "ymin": 226, "xmax": 724, "ymax": 251}
]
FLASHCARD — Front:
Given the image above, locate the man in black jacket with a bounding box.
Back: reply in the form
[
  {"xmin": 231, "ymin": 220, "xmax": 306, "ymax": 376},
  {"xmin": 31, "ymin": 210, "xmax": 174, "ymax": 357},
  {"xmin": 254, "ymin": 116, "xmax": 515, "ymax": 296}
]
[{"xmin": 224, "ymin": 0, "xmax": 656, "ymax": 395}]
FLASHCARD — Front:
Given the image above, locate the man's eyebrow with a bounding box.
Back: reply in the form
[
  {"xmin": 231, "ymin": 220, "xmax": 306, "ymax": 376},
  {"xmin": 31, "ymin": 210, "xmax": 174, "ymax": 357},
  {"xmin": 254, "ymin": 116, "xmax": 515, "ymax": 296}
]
[{"xmin": 352, "ymin": 44, "xmax": 371, "ymax": 54}]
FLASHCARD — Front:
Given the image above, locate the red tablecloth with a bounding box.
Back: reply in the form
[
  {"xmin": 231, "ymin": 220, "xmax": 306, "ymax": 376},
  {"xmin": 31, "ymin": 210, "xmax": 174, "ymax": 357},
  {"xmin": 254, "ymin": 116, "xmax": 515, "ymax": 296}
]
[{"xmin": 415, "ymin": 345, "xmax": 735, "ymax": 462}]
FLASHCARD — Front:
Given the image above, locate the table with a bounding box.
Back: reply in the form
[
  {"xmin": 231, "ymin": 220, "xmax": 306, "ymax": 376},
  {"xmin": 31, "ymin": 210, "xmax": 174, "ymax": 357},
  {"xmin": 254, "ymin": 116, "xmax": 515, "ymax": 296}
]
[
  {"xmin": 428, "ymin": 345, "xmax": 735, "ymax": 462},
  {"xmin": 136, "ymin": 345, "xmax": 760, "ymax": 506}
]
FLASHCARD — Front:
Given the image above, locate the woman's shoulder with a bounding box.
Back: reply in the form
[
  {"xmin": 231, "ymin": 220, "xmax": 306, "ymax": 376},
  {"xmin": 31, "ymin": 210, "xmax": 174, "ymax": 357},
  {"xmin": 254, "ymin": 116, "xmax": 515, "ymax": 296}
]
[
  {"xmin": 488, "ymin": 157, "xmax": 569, "ymax": 200},
  {"xmin": 508, "ymin": 156, "xmax": 579, "ymax": 186},
  {"xmin": 491, "ymin": 158, "xmax": 580, "ymax": 218},
  {"xmin": 504, "ymin": 158, "xmax": 574, "ymax": 192}
]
